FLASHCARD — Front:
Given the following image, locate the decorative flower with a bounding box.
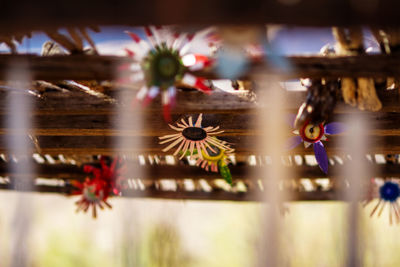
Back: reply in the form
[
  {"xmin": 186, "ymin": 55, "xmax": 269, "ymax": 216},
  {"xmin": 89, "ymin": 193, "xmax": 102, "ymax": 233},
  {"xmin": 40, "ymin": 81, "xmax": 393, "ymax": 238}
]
[
  {"xmin": 70, "ymin": 177, "xmax": 112, "ymax": 218},
  {"xmin": 84, "ymin": 156, "xmax": 128, "ymax": 195},
  {"xmin": 69, "ymin": 156, "xmax": 127, "ymax": 218},
  {"xmin": 123, "ymin": 26, "xmax": 214, "ymax": 122},
  {"xmin": 194, "ymin": 142, "xmax": 235, "ymax": 184},
  {"xmin": 364, "ymin": 179, "xmax": 400, "ymax": 225},
  {"xmin": 159, "ymin": 113, "xmax": 230, "ymax": 159},
  {"xmin": 286, "ymin": 119, "xmax": 345, "ymax": 174}
]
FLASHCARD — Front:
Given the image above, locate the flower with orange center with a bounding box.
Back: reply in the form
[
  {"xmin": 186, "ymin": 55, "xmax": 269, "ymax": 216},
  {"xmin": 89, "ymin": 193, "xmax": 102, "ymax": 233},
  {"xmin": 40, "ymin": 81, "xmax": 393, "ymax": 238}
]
[{"xmin": 286, "ymin": 119, "xmax": 345, "ymax": 174}]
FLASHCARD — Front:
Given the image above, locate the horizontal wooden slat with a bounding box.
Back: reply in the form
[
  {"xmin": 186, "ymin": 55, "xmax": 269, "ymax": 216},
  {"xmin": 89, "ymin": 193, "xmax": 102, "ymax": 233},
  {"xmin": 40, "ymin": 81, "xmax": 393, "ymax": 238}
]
[
  {"xmin": 0, "ymin": 158, "xmax": 388, "ymax": 200},
  {"xmin": 0, "ymin": 159, "xmax": 396, "ymax": 180},
  {"xmin": 0, "ymin": 134, "xmax": 398, "ymax": 156},
  {"xmin": 3, "ymin": 54, "xmax": 400, "ymax": 81},
  {"xmin": 2, "ymin": 0, "xmax": 400, "ymax": 35},
  {"xmin": 122, "ymin": 189, "xmax": 339, "ymax": 202},
  {"xmin": 197, "ymin": 55, "xmax": 400, "ymax": 79},
  {"xmin": 0, "ymin": 85, "xmax": 397, "ymax": 155},
  {"xmin": 0, "ymin": 55, "xmax": 128, "ymax": 81}
]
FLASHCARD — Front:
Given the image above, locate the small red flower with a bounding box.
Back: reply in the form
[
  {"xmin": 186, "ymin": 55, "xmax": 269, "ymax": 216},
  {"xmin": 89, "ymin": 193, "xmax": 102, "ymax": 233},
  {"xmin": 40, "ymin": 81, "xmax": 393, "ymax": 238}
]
[
  {"xmin": 70, "ymin": 156, "xmax": 127, "ymax": 218},
  {"xmin": 70, "ymin": 177, "xmax": 112, "ymax": 218}
]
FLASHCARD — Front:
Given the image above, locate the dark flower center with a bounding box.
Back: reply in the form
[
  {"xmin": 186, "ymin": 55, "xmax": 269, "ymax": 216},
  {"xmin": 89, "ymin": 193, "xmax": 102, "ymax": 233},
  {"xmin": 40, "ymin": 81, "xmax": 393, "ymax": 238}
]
[
  {"xmin": 182, "ymin": 127, "xmax": 207, "ymax": 141},
  {"xmin": 157, "ymin": 55, "xmax": 179, "ymax": 78},
  {"xmin": 206, "ymin": 146, "xmax": 221, "ymax": 157},
  {"xmin": 380, "ymin": 181, "xmax": 400, "ymax": 202},
  {"xmin": 143, "ymin": 43, "xmax": 185, "ymax": 88}
]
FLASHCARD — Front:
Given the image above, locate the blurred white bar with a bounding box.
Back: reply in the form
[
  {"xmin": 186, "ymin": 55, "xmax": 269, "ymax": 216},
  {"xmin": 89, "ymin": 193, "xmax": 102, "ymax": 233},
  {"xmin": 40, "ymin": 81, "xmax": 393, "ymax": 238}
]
[
  {"xmin": 6, "ymin": 60, "xmax": 34, "ymax": 267},
  {"xmin": 256, "ymin": 74, "xmax": 290, "ymax": 267},
  {"xmin": 341, "ymin": 113, "xmax": 371, "ymax": 267},
  {"xmin": 113, "ymin": 78, "xmax": 144, "ymax": 266}
]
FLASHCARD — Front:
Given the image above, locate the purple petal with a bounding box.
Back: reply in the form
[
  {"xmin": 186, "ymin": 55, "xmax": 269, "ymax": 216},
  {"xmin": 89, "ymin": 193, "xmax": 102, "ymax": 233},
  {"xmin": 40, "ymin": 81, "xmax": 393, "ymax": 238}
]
[
  {"xmin": 324, "ymin": 122, "xmax": 346, "ymax": 135},
  {"xmin": 285, "ymin": 136, "xmax": 303, "ymax": 150},
  {"xmin": 313, "ymin": 141, "xmax": 329, "ymax": 174}
]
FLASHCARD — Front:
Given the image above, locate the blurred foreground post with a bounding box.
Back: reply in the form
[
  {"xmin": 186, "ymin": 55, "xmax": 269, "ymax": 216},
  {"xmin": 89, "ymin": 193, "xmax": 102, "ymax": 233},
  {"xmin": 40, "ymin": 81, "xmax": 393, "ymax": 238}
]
[
  {"xmin": 6, "ymin": 60, "xmax": 34, "ymax": 267},
  {"xmin": 341, "ymin": 113, "xmax": 372, "ymax": 267},
  {"xmin": 256, "ymin": 73, "xmax": 291, "ymax": 266},
  {"xmin": 113, "ymin": 77, "xmax": 144, "ymax": 266}
]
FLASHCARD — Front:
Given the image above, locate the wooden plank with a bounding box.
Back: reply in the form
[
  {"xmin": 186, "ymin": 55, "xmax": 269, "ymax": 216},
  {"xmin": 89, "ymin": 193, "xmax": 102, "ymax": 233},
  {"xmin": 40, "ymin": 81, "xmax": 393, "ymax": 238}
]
[
  {"xmin": 2, "ymin": 0, "xmax": 400, "ymax": 35},
  {"xmin": 121, "ymin": 189, "xmax": 339, "ymax": 201},
  {"xmin": 0, "ymin": 110, "xmax": 396, "ymax": 137},
  {"xmin": 0, "ymin": 55, "xmax": 128, "ymax": 81},
  {"xmin": 1, "ymin": 161, "xmax": 396, "ymax": 180},
  {"xmin": 0, "ymin": 90, "xmax": 398, "ymax": 135},
  {"xmin": 0, "ymin": 87, "xmax": 397, "ymax": 155},
  {"xmin": 0, "ymin": 110, "xmax": 394, "ymax": 155},
  {"xmin": 0, "ymin": 134, "xmax": 397, "ymax": 155},
  {"xmin": 197, "ymin": 55, "xmax": 400, "ymax": 80},
  {"xmin": 2, "ymin": 54, "xmax": 400, "ymax": 81},
  {"xmin": 0, "ymin": 83, "xmax": 399, "ymax": 114}
]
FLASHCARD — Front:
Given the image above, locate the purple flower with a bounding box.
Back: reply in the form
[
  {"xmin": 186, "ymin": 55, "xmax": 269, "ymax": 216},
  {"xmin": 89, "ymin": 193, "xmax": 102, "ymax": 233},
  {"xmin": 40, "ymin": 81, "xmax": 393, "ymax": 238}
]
[{"xmin": 286, "ymin": 119, "xmax": 345, "ymax": 174}]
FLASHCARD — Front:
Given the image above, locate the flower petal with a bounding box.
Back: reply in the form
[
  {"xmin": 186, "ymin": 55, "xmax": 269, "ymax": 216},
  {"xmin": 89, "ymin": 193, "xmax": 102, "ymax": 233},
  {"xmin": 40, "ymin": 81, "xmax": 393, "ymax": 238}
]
[
  {"xmin": 304, "ymin": 141, "xmax": 312, "ymax": 148},
  {"xmin": 313, "ymin": 141, "xmax": 329, "ymax": 174},
  {"xmin": 325, "ymin": 122, "xmax": 346, "ymax": 135},
  {"xmin": 285, "ymin": 136, "xmax": 303, "ymax": 150}
]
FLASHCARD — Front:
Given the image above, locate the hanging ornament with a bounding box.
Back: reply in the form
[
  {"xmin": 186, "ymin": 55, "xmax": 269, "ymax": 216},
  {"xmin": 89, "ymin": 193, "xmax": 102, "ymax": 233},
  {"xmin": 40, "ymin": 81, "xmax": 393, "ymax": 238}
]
[
  {"xmin": 69, "ymin": 176, "xmax": 112, "ymax": 218},
  {"xmin": 333, "ymin": 27, "xmax": 382, "ymax": 111},
  {"xmin": 194, "ymin": 142, "xmax": 235, "ymax": 184},
  {"xmin": 159, "ymin": 113, "xmax": 230, "ymax": 159},
  {"xmin": 364, "ymin": 179, "xmax": 400, "ymax": 225},
  {"xmin": 286, "ymin": 119, "xmax": 345, "ymax": 174},
  {"xmin": 294, "ymin": 45, "xmax": 340, "ymax": 129},
  {"xmin": 122, "ymin": 26, "xmax": 214, "ymax": 122},
  {"xmin": 208, "ymin": 26, "xmax": 265, "ymax": 79},
  {"xmin": 69, "ymin": 156, "xmax": 127, "ymax": 218},
  {"xmin": 372, "ymin": 27, "xmax": 400, "ymax": 90},
  {"xmin": 294, "ymin": 78, "xmax": 340, "ymax": 129}
]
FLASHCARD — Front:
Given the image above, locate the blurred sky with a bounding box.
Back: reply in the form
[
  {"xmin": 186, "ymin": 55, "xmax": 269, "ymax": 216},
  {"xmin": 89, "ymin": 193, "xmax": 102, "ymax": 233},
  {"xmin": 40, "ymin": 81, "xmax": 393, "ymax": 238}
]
[{"xmin": 2, "ymin": 26, "xmax": 380, "ymax": 56}]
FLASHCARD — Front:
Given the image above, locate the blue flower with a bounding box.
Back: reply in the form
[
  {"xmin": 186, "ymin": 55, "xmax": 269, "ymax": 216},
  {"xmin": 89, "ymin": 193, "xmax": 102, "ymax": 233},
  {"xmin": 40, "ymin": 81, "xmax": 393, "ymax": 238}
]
[{"xmin": 365, "ymin": 179, "xmax": 400, "ymax": 225}]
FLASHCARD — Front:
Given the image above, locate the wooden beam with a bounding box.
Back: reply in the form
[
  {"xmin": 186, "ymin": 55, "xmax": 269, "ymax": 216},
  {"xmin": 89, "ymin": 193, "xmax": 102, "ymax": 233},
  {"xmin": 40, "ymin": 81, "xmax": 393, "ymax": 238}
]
[
  {"xmin": 197, "ymin": 55, "xmax": 400, "ymax": 80},
  {"xmin": 121, "ymin": 189, "xmax": 339, "ymax": 202},
  {"xmin": 2, "ymin": 0, "xmax": 400, "ymax": 35},
  {"xmin": 0, "ymin": 160, "xmax": 398, "ymax": 180},
  {"xmin": 2, "ymin": 109, "xmax": 398, "ymax": 137},
  {"xmin": 0, "ymin": 87, "xmax": 397, "ymax": 155},
  {"xmin": 0, "ymin": 55, "xmax": 128, "ymax": 81},
  {"xmin": 3, "ymin": 54, "xmax": 400, "ymax": 81},
  {"xmin": 1, "ymin": 134, "xmax": 393, "ymax": 156},
  {"xmin": 31, "ymin": 87, "xmax": 400, "ymax": 114}
]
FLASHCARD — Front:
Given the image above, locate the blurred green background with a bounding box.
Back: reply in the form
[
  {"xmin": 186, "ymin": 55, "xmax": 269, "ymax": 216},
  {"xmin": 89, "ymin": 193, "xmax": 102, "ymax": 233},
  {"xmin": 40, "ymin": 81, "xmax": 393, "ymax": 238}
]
[{"xmin": 0, "ymin": 192, "xmax": 399, "ymax": 267}]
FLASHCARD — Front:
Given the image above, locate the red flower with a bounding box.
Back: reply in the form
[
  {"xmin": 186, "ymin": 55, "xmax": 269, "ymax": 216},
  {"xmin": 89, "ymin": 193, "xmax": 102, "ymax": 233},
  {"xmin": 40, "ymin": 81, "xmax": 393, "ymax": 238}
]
[{"xmin": 69, "ymin": 156, "xmax": 127, "ymax": 218}]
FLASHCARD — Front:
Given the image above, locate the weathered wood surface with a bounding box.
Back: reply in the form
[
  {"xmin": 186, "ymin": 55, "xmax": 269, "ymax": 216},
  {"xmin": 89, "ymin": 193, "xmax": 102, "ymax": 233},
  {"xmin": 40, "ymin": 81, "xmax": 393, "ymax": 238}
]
[
  {"xmin": 4, "ymin": 54, "xmax": 400, "ymax": 80},
  {"xmin": 3, "ymin": 135, "xmax": 397, "ymax": 156},
  {"xmin": 0, "ymin": 55, "xmax": 128, "ymax": 81},
  {"xmin": 198, "ymin": 55, "xmax": 400, "ymax": 80},
  {"xmin": 0, "ymin": 161, "xmax": 396, "ymax": 180},
  {"xmin": 2, "ymin": 0, "xmax": 400, "ymax": 35},
  {"xmin": 121, "ymin": 189, "xmax": 338, "ymax": 202},
  {"xmin": 0, "ymin": 89, "xmax": 397, "ymax": 155}
]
